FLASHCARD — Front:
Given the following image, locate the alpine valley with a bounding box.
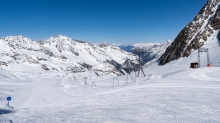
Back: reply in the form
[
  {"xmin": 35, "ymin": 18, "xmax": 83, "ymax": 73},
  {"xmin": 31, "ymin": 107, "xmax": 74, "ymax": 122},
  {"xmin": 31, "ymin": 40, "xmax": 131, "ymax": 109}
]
[{"xmin": 1, "ymin": 0, "xmax": 220, "ymax": 122}]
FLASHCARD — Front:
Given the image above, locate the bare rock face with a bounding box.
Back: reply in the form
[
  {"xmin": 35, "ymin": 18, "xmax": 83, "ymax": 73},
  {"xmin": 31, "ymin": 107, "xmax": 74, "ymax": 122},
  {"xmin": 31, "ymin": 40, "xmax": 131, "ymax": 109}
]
[
  {"xmin": 210, "ymin": 6, "xmax": 220, "ymax": 29},
  {"xmin": 160, "ymin": 0, "xmax": 220, "ymax": 65}
]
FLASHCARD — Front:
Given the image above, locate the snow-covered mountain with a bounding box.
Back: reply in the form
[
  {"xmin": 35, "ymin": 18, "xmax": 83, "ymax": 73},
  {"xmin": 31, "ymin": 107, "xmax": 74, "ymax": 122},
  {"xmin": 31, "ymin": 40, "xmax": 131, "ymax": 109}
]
[
  {"xmin": 0, "ymin": 35, "xmax": 139, "ymax": 75},
  {"xmin": 117, "ymin": 40, "xmax": 172, "ymax": 66},
  {"xmin": 160, "ymin": 0, "xmax": 220, "ymax": 65}
]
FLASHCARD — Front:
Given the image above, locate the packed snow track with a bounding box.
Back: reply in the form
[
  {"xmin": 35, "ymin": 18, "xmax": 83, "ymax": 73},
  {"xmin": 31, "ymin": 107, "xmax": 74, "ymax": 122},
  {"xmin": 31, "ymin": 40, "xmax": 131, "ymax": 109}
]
[{"xmin": 1, "ymin": 65, "xmax": 220, "ymax": 123}]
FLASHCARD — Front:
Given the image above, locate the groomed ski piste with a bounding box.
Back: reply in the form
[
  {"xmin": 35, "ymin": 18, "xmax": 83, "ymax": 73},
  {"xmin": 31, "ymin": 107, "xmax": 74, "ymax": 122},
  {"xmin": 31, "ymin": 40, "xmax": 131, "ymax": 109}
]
[{"xmin": 1, "ymin": 43, "xmax": 220, "ymax": 123}]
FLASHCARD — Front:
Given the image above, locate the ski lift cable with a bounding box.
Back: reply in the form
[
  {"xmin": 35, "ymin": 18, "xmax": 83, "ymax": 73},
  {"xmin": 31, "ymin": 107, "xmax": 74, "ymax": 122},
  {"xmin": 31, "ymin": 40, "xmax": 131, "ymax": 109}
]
[
  {"xmin": 204, "ymin": 43, "xmax": 219, "ymax": 45},
  {"xmin": 190, "ymin": 45, "xmax": 220, "ymax": 55}
]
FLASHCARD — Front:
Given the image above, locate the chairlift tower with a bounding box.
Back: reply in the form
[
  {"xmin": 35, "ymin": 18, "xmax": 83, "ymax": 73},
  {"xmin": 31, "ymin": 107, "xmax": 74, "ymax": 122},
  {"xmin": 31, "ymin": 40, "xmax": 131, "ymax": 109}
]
[
  {"xmin": 125, "ymin": 58, "xmax": 134, "ymax": 83},
  {"xmin": 133, "ymin": 48, "xmax": 147, "ymax": 77},
  {"xmin": 198, "ymin": 48, "xmax": 210, "ymax": 67}
]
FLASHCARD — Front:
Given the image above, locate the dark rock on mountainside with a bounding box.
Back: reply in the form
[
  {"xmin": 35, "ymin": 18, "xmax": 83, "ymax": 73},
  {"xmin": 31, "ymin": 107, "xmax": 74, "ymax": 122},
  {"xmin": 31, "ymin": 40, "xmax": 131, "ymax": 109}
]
[
  {"xmin": 160, "ymin": 0, "xmax": 220, "ymax": 65},
  {"xmin": 210, "ymin": 6, "xmax": 220, "ymax": 29},
  {"xmin": 78, "ymin": 62, "xmax": 93, "ymax": 70}
]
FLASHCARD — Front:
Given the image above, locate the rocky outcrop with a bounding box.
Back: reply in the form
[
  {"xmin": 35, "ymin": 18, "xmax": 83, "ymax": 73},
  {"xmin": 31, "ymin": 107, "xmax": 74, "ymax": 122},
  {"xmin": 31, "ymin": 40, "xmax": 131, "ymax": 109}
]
[
  {"xmin": 160, "ymin": 0, "xmax": 220, "ymax": 65},
  {"xmin": 210, "ymin": 6, "xmax": 220, "ymax": 29}
]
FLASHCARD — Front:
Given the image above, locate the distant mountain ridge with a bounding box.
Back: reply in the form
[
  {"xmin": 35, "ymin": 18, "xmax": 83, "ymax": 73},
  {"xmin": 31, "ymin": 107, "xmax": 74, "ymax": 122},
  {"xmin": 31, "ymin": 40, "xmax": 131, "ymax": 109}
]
[
  {"xmin": 0, "ymin": 35, "xmax": 139, "ymax": 75},
  {"xmin": 116, "ymin": 40, "xmax": 172, "ymax": 66}
]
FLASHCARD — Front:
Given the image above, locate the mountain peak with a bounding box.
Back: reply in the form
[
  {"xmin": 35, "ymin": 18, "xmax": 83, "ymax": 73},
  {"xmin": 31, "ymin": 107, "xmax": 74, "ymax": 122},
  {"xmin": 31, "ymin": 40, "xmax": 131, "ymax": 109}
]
[
  {"xmin": 48, "ymin": 35, "xmax": 69, "ymax": 40},
  {"xmin": 6, "ymin": 35, "xmax": 24, "ymax": 39},
  {"xmin": 4, "ymin": 35, "xmax": 33, "ymax": 41},
  {"xmin": 99, "ymin": 42, "xmax": 110, "ymax": 47},
  {"xmin": 56, "ymin": 35, "xmax": 68, "ymax": 38},
  {"xmin": 45, "ymin": 35, "xmax": 73, "ymax": 44}
]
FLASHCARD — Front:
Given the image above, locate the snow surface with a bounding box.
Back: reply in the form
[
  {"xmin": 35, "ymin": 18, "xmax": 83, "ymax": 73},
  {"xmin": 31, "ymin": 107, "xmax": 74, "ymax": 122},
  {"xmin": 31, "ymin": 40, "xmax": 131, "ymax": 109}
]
[{"xmin": 1, "ymin": 37, "xmax": 220, "ymax": 122}]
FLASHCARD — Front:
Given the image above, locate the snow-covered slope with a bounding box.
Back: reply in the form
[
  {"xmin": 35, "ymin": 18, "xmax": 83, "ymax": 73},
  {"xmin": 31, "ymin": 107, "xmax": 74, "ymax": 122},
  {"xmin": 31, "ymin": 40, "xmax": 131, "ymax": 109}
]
[
  {"xmin": 0, "ymin": 35, "xmax": 138, "ymax": 75},
  {"xmin": 117, "ymin": 40, "xmax": 172, "ymax": 66}
]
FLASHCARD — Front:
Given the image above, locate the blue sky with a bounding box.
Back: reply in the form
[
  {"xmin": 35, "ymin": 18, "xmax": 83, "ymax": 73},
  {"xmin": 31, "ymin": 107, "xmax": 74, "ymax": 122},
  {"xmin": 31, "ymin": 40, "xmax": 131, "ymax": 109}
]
[{"xmin": 0, "ymin": 0, "xmax": 206, "ymax": 44}]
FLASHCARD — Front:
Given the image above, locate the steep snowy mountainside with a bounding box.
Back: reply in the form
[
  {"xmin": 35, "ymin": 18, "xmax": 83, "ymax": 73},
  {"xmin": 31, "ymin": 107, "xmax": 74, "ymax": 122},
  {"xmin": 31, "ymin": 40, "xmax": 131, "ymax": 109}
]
[
  {"xmin": 0, "ymin": 35, "xmax": 138, "ymax": 75},
  {"xmin": 160, "ymin": 0, "xmax": 220, "ymax": 65},
  {"xmin": 117, "ymin": 40, "xmax": 172, "ymax": 66}
]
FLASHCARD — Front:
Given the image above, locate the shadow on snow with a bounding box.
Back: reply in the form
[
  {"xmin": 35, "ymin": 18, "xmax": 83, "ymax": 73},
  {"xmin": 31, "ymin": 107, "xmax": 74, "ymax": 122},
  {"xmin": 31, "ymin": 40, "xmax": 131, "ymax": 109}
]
[{"xmin": 0, "ymin": 108, "xmax": 14, "ymax": 115}]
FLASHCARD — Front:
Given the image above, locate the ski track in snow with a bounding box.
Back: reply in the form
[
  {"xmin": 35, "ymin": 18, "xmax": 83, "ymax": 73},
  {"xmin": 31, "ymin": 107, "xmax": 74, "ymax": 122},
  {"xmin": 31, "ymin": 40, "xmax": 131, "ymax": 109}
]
[{"xmin": 1, "ymin": 65, "xmax": 220, "ymax": 123}]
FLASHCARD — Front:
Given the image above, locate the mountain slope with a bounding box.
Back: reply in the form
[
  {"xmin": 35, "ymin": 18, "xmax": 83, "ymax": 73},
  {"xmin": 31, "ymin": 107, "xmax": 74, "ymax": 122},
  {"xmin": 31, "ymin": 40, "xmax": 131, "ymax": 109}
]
[{"xmin": 160, "ymin": 0, "xmax": 220, "ymax": 65}]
